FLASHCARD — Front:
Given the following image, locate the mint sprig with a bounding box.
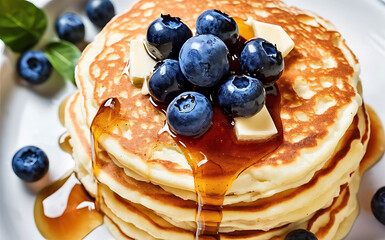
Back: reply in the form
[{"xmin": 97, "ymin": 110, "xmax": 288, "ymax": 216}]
[
  {"xmin": 0, "ymin": 0, "xmax": 82, "ymax": 85},
  {"xmin": 0, "ymin": 0, "xmax": 47, "ymax": 53},
  {"xmin": 45, "ymin": 41, "xmax": 81, "ymax": 84}
]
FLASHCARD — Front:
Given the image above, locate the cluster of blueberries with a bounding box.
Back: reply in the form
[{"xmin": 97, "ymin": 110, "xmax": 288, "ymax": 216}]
[
  {"xmin": 17, "ymin": 0, "xmax": 115, "ymax": 85},
  {"xmin": 144, "ymin": 10, "xmax": 283, "ymax": 137}
]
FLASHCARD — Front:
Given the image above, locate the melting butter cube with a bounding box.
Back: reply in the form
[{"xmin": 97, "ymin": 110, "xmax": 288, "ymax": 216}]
[
  {"xmin": 129, "ymin": 35, "xmax": 157, "ymax": 87},
  {"xmin": 234, "ymin": 105, "xmax": 278, "ymax": 141},
  {"xmin": 245, "ymin": 17, "xmax": 294, "ymax": 57}
]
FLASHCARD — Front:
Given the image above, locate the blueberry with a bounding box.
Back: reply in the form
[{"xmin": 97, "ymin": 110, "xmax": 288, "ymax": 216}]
[
  {"xmin": 86, "ymin": 0, "xmax": 115, "ymax": 28},
  {"xmin": 239, "ymin": 38, "xmax": 284, "ymax": 86},
  {"xmin": 12, "ymin": 146, "xmax": 49, "ymax": 182},
  {"xmin": 285, "ymin": 229, "xmax": 318, "ymax": 240},
  {"xmin": 17, "ymin": 51, "xmax": 52, "ymax": 85},
  {"xmin": 167, "ymin": 92, "xmax": 213, "ymax": 136},
  {"xmin": 196, "ymin": 9, "xmax": 239, "ymax": 46},
  {"xmin": 218, "ymin": 75, "xmax": 265, "ymax": 117},
  {"xmin": 179, "ymin": 34, "xmax": 230, "ymax": 88},
  {"xmin": 146, "ymin": 14, "xmax": 192, "ymax": 60},
  {"xmin": 148, "ymin": 59, "xmax": 192, "ymax": 103},
  {"xmin": 55, "ymin": 13, "xmax": 85, "ymax": 44},
  {"xmin": 372, "ymin": 186, "xmax": 385, "ymax": 225}
]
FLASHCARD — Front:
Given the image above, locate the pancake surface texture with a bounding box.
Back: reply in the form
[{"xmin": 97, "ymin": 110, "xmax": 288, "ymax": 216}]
[{"xmin": 63, "ymin": 0, "xmax": 385, "ymax": 239}]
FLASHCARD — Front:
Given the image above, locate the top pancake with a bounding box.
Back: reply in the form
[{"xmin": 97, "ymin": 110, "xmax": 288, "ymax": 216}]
[{"xmin": 75, "ymin": 0, "xmax": 362, "ymax": 197}]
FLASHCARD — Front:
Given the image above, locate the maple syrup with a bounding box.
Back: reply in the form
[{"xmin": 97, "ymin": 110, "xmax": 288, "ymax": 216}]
[
  {"xmin": 228, "ymin": 18, "xmax": 255, "ymax": 75},
  {"xmin": 34, "ymin": 173, "xmax": 103, "ymax": 240},
  {"xmin": 59, "ymin": 132, "xmax": 73, "ymax": 155},
  {"xmin": 167, "ymin": 17, "xmax": 283, "ymax": 240},
  {"xmin": 360, "ymin": 105, "xmax": 385, "ymax": 173},
  {"xmin": 174, "ymin": 86, "xmax": 282, "ymax": 239},
  {"xmin": 90, "ymin": 98, "xmax": 124, "ymax": 177},
  {"xmin": 234, "ymin": 17, "xmax": 255, "ymax": 40}
]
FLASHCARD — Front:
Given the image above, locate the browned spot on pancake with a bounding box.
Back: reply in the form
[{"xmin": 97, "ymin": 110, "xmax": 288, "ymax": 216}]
[
  {"xmin": 78, "ymin": 0, "xmax": 359, "ymax": 167},
  {"xmin": 361, "ymin": 103, "xmax": 369, "ymax": 144},
  {"xmin": 147, "ymin": 159, "xmax": 192, "ymax": 174}
]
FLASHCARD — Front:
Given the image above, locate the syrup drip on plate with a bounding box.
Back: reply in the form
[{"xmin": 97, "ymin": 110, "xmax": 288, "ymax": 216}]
[
  {"xmin": 34, "ymin": 97, "xmax": 103, "ymax": 240},
  {"xmin": 34, "ymin": 173, "xmax": 103, "ymax": 240},
  {"xmin": 359, "ymin": 105, "xmax": 385, "ymax": 173},
  {"xmin": 59, "ymin": 132, "xmax": 73, "ymax": 155}
]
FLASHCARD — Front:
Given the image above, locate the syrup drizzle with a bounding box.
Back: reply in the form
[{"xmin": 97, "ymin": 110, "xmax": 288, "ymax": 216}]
[
  {"xmin": 359, "ymin": 105, "xmax": 385, "ymax": 173},
  {"xmin": 228, "ymin": 18, "xmax": 255, "ymax": 75},
  {"xmin": 59, "ymin": 132, "xmax": 73, "ymax": 155},
  {"xmin": 174, "ymin": 86, "xmax": 282, "ymax": 239},
  {"xmin": 90, "ymin": 98, "xmax": 124, "ymax": 178},
  {"xmin": 34, "ymin": 173, "xmax": 103, "ymax": 240},
  {"xmin": 171, "ymin": 17, "xmax": 282, "ymax": 240}
]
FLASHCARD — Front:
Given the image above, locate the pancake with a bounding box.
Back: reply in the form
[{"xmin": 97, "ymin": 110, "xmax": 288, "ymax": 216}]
[
  {"xmin": 65, "ymin": 91, "xmax": 369, "ymax": 237},
  {"xmin": 62, "ymin": 0, "xmax": 385, "ymax": 239},
  {"xmin": 65, "ymin": 89, "xmax": 367, "ymax": 239},
  {"xmin": 75, "ymin": 0, "xmax": 362, "ymax": 198}
]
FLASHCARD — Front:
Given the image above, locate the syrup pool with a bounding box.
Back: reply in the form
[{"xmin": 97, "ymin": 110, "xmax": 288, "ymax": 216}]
[{"xmin": 34, "ymin": 173, "xmax": 103, "ymax": 240}]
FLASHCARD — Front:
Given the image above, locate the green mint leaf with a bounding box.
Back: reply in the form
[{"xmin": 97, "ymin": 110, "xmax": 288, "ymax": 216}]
[
  {"xmin": 0, "ymin": 0, "xmax": 47, "ymax": 53},
  {"xmin": 44, "ymin": 41, "xmax": 81, "ymax": 84}
]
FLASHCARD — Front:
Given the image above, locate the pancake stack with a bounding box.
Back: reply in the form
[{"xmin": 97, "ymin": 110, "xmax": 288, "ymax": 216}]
[{"xmin": 63, "ymin": 0, "xmax": 383, "ymax": 239}]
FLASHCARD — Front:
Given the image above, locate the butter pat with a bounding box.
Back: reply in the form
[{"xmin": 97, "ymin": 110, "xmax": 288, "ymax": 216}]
[
  {"xmin": 234, "ymin": 105, "xmax": 277, "ymax": 141},
  {"xmin": 245, "ymin": 17, "xmax": 294, "ymax": 57},
  {"xmin": 129, "ymin": 35, "xmax": 157, "ymax": 87},
  {"xmin": 141, "ymin": 77, "xmax": 149, "ymax": 95}
]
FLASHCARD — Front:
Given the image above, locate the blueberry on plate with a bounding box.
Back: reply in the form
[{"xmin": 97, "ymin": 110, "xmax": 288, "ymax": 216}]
[
  {"xmin": 167, "ymin": 92, "xmax": 213, "ymax": 136},
  {"xmin": 17, "ymin": 51, "xmax": 52, "ymax": 85},
  {"xmin": 146, "ymin": 14, "xmax": 192, "ymax": 60},
  {"xmin": 196, "ymin": 9, "xmax": 239, "ymax": 46},
  {"xmin": 86, "ymin": 0, "xmax": 115, "ymax": 28},
  {"xmin": 12, "ymin": 146, "xmax": 49, "ymax": 182},
  {"xmin": 371, "ymin": 186, "xmax": 385, "ymax": 225},
  {"xmin": 179, "ymin": 34, "xmax": 230, "ymax": 88},
  {"xmin": 218, "ymin": 75, "xmax": 265, "ymax": 117},
  {"xmin": 55, "ymin": 13, "xmax": 85, "ymax": 44},
  {"xmin": 239, "ymin": 38, "xmax": 284, "ymax": 86},
  {"xmin": 285, "ymin": 229, "xmax": 318, "ymax": 240},
  {"xmin": 148, "ymin": 59, "xmax": 192, "ymax": 103}
]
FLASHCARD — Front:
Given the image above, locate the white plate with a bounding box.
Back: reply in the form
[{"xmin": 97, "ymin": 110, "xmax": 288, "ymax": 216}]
[{"xmin": 0, "ymin": 0, "xmax": 384, "ymax": 239}]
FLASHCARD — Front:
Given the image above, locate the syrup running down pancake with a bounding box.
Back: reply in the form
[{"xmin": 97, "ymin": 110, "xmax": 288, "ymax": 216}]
[{"xmin": 58, "ymin": 0, "xmax": 385, "ymax": 239}]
